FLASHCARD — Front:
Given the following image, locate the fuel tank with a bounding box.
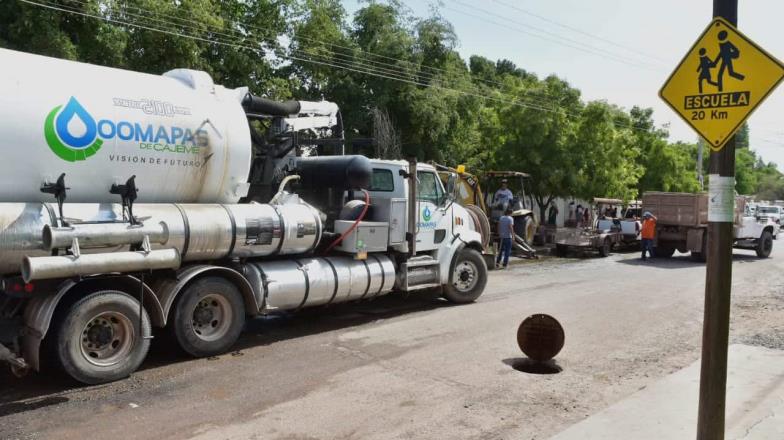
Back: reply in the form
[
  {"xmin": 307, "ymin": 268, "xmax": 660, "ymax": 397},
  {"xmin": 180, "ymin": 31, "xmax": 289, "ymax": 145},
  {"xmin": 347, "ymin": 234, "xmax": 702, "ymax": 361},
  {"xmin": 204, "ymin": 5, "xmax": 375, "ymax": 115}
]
[{"xmin": 0, "ymin": 48, "xmax": 252, "ymax": 203}]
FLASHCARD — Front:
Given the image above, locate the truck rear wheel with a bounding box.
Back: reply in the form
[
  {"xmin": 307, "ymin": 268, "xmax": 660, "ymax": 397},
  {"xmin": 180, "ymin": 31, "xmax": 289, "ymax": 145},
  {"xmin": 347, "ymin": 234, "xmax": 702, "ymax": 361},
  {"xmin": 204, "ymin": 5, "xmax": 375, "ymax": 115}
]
[
  {"xmin": 52, "ymin": 291, "xmax": 150, "ymax": 385},
  {"xmin": 171, "ymin": 277, "xmax": 245, "ymax": 358},
  {"xmin": 691, "ymin": 236, "xmax": 708, "ymax": 262},
  {"xmin": 443, "ymin": 248, "xmax": 488, "ymax": 304},
  {"xmin": 756, "ymin": 230, "xmax": 773, "ymax": 258}
]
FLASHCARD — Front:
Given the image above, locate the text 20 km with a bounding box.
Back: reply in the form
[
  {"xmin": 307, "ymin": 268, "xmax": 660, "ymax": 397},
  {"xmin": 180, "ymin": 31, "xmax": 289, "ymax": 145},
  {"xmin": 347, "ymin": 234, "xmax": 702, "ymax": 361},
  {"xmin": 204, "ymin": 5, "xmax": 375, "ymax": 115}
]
[{"xmin": 691, "ymin": 110, "xmax": 729, "ymax": 121}]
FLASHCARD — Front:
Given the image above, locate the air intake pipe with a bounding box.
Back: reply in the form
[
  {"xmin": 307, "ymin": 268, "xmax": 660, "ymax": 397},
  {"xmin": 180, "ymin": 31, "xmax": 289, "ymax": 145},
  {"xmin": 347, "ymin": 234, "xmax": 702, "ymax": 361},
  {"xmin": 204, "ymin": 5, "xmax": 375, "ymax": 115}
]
[
  {"xmin": 242, "ymin": 93, "xmax": 301, "ymax": 116},
  {"xmin": 295, "ymin": 155, "xmax": 372, "ymax": 190},
  {"xmin": 23, "ymin": 249, "xmax": 181, "ymax": 282}
]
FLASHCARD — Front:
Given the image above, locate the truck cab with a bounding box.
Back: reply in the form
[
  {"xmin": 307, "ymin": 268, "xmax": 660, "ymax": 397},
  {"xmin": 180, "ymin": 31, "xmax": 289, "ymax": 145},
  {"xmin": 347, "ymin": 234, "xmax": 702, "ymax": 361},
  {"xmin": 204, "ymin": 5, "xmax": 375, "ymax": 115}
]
[{"xmin": 360, "ymin": 160, "xmax": 486, "ymax": 292}]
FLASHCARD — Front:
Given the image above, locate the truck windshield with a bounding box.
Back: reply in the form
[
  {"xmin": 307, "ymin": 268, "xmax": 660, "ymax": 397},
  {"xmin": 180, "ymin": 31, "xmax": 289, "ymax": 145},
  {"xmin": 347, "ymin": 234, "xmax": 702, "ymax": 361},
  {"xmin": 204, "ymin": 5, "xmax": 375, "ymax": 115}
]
[
  {"xmin": 759, "ymin": 207, "xmax": 780, "ymax": 214},
  {"xmin": 417, "ymin": 171, "xmax": 443, "ymax": 204}
]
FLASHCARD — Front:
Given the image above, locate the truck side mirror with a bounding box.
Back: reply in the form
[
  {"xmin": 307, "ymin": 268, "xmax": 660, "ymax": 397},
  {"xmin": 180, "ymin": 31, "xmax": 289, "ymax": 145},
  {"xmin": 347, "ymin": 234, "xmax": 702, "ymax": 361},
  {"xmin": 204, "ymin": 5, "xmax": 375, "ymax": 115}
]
[{"xmin": 445, "ymin": 172, "xmax": 458, "ymax": 205}]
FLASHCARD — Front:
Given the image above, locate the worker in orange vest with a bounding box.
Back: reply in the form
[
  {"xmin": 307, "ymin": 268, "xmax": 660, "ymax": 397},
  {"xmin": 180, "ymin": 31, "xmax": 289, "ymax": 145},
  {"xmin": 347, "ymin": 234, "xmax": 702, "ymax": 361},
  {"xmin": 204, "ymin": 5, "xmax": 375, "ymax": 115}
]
[{"xmin": 641, "ymin": 211, "xmax": 657, "ymax": 260}]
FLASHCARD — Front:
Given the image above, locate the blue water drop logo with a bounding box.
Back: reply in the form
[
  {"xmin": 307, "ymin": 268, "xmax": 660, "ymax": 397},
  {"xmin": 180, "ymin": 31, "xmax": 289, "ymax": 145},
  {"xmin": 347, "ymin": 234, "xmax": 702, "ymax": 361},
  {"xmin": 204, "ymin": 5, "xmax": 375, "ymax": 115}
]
[
  {"xmin": 44, "ymin": 97, "xmax": 103, "ymax": 162},
  {"xmin": 422, "ymin": 206, "xmax": 432, "ymax": 222},
  {"xmin": 55, "ymin": 97, "xmax": 98, "ymax": 149}
]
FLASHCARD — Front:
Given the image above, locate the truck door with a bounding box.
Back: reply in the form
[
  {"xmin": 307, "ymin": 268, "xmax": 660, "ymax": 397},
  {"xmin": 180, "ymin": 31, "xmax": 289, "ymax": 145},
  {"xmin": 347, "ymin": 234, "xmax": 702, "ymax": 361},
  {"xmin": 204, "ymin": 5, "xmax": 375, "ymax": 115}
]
[{"xmin": 415, "ymin": 170, "xmax": 447, "ymax": 252}]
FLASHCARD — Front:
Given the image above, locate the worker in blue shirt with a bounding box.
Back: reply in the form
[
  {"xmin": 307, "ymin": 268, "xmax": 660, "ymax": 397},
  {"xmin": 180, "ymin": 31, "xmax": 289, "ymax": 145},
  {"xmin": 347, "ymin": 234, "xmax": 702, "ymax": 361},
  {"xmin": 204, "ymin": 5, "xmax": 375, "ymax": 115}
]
[
  {"xmin": 496, "ymin": 208, "xmax": 514, "ymax": 269},
  {"xmin": 493, "ymin": 179, "xmax": 514, "ymax": 208}
]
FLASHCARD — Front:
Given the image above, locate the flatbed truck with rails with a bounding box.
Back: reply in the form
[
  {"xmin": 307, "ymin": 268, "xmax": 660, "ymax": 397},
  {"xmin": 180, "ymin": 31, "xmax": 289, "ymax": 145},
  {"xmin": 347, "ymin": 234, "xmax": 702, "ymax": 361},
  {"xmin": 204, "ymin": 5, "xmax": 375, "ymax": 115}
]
[{"xmin": 642, "ymin": 191, "xmax": 776, "ymax": 261}]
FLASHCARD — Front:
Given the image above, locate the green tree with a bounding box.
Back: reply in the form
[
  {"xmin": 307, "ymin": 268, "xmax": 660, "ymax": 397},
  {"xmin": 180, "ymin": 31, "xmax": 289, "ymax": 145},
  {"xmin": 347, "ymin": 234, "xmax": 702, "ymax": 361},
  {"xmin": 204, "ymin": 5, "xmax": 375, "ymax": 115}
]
[
  {"xmin": 633, "ymin": 107, "xmax": 700, "ymax": 194},
  {"xmin": 493, "ymin": 74, "xmax": 583, "ymax": 220},
  {"xmin": 1, "ymin": 0, "xmax": 293, "ymax": 97},
  {"xmin": 0, "ymin": 0, "xmax": 128, "ymax": 66},
  {"xmin": 735, "ymin": 122, "xmax": 750, "ymax": 149},
  {"xmin": 571, "ymin": 102, "xmax": 642, "ymax": 202}
]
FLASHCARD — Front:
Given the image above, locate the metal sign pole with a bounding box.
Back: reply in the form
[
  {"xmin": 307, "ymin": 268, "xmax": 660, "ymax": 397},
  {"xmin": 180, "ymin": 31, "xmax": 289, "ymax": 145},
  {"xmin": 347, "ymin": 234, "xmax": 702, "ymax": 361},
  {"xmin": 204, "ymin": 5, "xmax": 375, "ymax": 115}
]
[{"xmin": 696, "ymin": 2, "xmax": 737, "ymax": 439}]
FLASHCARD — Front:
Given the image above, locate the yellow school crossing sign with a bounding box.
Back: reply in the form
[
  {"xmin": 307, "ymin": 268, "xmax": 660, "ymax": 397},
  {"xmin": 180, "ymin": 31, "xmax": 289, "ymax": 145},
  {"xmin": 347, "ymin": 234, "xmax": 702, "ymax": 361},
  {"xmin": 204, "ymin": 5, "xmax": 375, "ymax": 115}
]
[{"xmin": 659, "ymin": 18, "xmax": 784, "ymax": 151}]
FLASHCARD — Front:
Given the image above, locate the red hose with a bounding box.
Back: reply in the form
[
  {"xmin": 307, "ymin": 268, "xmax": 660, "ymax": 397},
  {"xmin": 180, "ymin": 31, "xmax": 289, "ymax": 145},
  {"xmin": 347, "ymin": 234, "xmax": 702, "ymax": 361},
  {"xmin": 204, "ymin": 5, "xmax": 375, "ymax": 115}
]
[{"xmin": 323, "ymin": 189, "xmax": 370, "ymax": 254}]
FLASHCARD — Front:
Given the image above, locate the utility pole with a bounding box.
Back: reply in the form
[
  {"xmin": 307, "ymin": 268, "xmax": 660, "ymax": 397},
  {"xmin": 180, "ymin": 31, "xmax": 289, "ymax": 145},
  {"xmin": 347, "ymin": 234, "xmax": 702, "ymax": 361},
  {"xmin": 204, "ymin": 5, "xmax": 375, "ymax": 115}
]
[
  {"xmin": 697, "ymin": 139, "xmax": 704, "ymax": 191},
  {"xmin": 696, "ymin": 1, "xmax": 737, "ymax": 438}
]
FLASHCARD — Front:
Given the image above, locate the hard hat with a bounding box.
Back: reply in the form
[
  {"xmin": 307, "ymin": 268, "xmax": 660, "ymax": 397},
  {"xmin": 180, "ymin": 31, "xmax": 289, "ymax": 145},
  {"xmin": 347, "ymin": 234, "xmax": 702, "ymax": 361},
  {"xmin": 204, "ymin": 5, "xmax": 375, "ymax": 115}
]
[
  {"xmin": 643, "ymin": 211, "xmax": 653, "ymax": 218},
  {"xmin": 501, "ymin": 179, "xmax": 508, "ymax": 183}
]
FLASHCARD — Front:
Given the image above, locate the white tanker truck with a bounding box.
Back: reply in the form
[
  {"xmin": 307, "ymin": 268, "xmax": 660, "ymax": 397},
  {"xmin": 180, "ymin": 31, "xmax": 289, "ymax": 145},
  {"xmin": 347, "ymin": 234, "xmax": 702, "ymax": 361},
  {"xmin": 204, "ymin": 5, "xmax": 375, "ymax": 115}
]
[{"xmin": 0, "ymin": 49, "xmax": 488, "ymax": 384}]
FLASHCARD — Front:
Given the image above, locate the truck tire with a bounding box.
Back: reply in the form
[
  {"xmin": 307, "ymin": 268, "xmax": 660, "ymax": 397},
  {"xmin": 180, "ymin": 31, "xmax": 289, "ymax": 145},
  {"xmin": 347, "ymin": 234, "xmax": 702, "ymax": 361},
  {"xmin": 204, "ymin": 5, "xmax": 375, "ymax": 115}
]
[
  {"xmin": 654, "ymin": 246, "xmax": 675, "ymax": 258},
  {"xmin": 555, "ymin": 244, "xmax": 568, "ymax": 257},
  {"xmin": 52, "ymin": 290, "xmax": 150, "ymax": 385},
  {"xmin": 756, "ymin": 230, "xmax": 773, "ymax": 258},
  {"xmin": 443, "ymin": 248, "xmax": 488, "ymax": 304},
  {"xmin": 690, "ymin": 238, "xmax": 708, "ymax": 262},
  {"xmin": 598, "ymin": 237, "xmax": 611, "ymax": 257},
  {"xmin": 514, "ymin": 215, "xmax": 536, "ymax": 245},
  {"xmin": 170, "ymin": 277, "xmax": 245, "ymax": 358}
]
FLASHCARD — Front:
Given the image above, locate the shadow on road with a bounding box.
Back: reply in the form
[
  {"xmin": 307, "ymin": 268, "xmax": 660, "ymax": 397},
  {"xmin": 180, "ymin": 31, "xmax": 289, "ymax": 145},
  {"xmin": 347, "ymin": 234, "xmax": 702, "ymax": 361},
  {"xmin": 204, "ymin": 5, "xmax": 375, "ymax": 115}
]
[
  {"xmin": 0, "ymin": 396, "xmax": 69, "ymax": 417},
  {"xmin": 616, "ymin": 251, "xmax": 763, "ymax": 269},
  {"xmin": 237, "ymin": 290, "xmax": 451, "ymax": 350},
  {"xmin": 0, "ymin": 290, "xmax": 453, "ymax": 412},
  {"xmin": 502, "ymin": 357, "xmax": 563, "ymax": 375}
]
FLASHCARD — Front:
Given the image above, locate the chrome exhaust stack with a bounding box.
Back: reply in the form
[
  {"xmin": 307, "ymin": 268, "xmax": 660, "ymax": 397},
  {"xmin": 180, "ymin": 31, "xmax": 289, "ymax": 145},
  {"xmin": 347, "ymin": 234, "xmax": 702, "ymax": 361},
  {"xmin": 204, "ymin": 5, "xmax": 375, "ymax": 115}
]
[{"xmin": 22, "ymin": 248, "xmax": 181, "ymax": 282}]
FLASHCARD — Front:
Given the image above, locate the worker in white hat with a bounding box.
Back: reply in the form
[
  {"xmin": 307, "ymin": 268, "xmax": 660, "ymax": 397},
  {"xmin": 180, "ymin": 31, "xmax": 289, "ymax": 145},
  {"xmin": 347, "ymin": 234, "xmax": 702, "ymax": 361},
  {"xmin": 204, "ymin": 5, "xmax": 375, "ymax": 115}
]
[{"xmin": 493, "ymin": 179, "xmax": 514, "ymax": 209}]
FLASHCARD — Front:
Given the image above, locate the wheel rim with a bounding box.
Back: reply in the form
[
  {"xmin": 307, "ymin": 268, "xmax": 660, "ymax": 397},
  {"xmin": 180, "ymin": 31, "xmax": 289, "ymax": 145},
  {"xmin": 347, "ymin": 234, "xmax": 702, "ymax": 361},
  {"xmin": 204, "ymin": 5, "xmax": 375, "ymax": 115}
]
[
  {"xmin": 191, "ymin": 294, "xmax": 233, "ymax": 342},
  {"xmin": 80, "ymin": 312, "xmax": 135, "ymax": 368},
  {"xmin": 453, "ymin": 260, "xmax": 479, "ymax": 292}
]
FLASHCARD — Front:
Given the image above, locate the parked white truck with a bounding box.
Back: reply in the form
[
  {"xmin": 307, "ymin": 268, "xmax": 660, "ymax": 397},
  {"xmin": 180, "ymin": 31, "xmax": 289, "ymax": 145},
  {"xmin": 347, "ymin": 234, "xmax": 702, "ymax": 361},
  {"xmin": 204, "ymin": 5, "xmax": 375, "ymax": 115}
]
[
  {"xmin": 642, "ymin": 192, "xmax": 776, "ymax": 261},
  {"xmin": 0, "ymin": 49, "xmax": 488, "ymax": 384}
]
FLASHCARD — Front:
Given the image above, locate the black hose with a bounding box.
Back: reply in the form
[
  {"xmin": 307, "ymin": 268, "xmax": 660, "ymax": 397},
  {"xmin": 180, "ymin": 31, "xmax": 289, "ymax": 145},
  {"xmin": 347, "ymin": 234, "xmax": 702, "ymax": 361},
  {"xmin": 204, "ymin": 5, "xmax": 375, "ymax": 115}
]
[{"xmin": 242, "ymin": 93, "xmax": 301, "ymax": 116}]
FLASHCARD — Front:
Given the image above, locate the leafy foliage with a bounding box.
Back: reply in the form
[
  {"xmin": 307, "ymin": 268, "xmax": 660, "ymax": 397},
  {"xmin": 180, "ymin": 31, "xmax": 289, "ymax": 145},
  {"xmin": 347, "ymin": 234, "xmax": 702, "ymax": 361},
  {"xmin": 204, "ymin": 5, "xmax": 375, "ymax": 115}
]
[{"xmin": 1, "ymin": 0, "xmax": 781, "ymax": 207}]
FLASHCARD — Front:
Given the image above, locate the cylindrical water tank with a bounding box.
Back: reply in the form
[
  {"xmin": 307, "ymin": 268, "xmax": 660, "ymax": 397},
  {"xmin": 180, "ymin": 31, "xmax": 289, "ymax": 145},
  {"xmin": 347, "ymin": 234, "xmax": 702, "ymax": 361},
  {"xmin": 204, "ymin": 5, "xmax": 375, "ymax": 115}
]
[{"xmin": 0, "ymin": 48, "xmax": 252, "ymax": 203}]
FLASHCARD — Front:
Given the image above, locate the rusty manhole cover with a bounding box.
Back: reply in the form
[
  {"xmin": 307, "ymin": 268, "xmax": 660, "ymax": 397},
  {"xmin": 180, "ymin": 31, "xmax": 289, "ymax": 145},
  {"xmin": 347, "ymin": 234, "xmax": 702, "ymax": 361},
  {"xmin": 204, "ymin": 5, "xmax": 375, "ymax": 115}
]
[{"xmin": 517, "ymin": 314, "xmax": 565, "ymax": 361}]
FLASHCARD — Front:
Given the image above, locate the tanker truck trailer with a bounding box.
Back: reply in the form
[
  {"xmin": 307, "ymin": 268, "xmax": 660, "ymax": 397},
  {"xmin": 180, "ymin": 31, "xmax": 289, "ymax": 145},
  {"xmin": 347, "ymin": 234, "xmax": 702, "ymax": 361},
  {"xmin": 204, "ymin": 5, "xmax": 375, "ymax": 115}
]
[{"xmin": 0, "ymin": 48, "xmax": 488, "ymax": 384}]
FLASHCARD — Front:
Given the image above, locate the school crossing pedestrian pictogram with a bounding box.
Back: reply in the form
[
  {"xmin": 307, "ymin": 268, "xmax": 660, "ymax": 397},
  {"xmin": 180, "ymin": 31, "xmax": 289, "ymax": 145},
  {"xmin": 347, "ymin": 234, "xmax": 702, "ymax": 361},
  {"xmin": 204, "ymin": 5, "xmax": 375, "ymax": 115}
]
[{"xmin": 660, "ymin": 18, "xmax": 784, "ymax": 151}]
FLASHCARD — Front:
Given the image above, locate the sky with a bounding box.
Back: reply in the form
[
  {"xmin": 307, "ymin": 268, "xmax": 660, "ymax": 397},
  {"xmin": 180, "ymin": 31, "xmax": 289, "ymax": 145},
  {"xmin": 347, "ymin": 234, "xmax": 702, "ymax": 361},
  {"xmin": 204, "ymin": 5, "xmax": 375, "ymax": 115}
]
[{"xmin": 341, "ymin": 0, "xmax": 784, "ymax": 169}]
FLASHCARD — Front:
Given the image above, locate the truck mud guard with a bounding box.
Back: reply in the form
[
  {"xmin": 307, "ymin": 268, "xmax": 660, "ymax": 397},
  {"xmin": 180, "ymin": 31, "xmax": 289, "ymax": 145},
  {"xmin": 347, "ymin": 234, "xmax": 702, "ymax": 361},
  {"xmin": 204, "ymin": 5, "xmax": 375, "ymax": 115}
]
[
  {"xmin": 21, "ymin": 275, "xmax": 164, "ymax": 371},
  {"xmin": 152, "ymin": 265, "xmax": 259, "ymax": 324}
]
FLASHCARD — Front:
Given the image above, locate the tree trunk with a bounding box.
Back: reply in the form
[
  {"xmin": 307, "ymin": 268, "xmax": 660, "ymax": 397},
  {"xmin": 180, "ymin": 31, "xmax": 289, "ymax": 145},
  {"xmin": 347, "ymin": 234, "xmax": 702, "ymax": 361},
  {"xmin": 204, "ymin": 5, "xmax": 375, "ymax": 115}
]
[{"xmin": 535, "ymin": 194, "xmax": 552, "ymax": 224}]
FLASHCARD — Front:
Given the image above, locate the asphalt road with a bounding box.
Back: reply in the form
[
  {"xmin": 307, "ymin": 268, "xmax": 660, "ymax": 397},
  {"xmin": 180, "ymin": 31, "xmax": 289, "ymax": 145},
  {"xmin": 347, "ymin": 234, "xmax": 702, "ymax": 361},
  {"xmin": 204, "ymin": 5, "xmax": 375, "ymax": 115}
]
[{"xmin": 2, "ymin": 246, "xmax": 783, "ymax": 440}]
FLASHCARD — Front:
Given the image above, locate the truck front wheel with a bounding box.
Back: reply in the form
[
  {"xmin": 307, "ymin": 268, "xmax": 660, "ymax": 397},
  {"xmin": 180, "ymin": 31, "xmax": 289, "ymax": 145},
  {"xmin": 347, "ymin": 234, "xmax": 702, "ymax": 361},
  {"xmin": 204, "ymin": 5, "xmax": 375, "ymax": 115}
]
[
  {"xmin": 443, "ymin": 248, "xmax": 488, "ymax": 304},
  {"xmin": 171, "ymin": 277, "xmax": 245, "ymax": 358},
  {"xmin": 756, "ymin": 230, "xmax": 773, "ymax": 258},
  {"xmin": 52, "ymin": 291, "xmax": 150, "ymax": 385}
]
